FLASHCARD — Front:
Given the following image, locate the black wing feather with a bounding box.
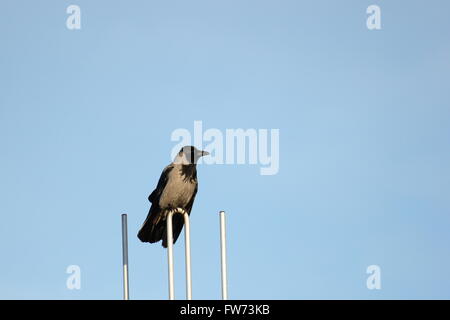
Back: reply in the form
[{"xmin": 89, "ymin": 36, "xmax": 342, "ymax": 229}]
[
  {"xmin": 138, "ymin": 164, "xmax": 173, "ymax": 243},
  {"xmin": 148, "ymin": 164, "xmax": 174, "ymax": 203}
]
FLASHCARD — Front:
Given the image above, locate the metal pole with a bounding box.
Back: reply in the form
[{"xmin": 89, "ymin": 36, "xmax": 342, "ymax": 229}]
[
  {"xmin": 121, "ymin": 214, "xmax": 129, "ymax": 300},
  {"xmin": 219, "ymin": 211, "xmax": 228, "ymax": 300},
  {"xmin": 182, "ymin": 209, "xmax": 192, "ymax": 300},
  {"xmin": 166, "ymin": 210, "xmax": 175, "ymax": 300}
]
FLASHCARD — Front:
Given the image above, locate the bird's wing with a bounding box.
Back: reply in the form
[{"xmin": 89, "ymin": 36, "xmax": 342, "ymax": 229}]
[{"xmin": 148, "ymin": 164, "xmax": 174, "ymax": 203}]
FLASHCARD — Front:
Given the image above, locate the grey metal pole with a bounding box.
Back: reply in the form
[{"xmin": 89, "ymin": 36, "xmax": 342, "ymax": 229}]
[
  {"xmin": 181, "ymin": 209, "xmax": 192, "ymax": 300},
  {"xmin": 121, "ymin": 214, "xmax": 129, "ymax": 300},
  {"xmin": 219, "ymin": 211, "xmax": 228, "ymax": 300},
  {"xmin": 166, "ymin": 210, "xmax": 175, "ymax": 300}
]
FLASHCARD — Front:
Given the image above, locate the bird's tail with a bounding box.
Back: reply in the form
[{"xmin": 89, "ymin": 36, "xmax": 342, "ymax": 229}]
[
  {"xmin": 137, "ymin": 206, "xmax": 165, "ymax": 244},
  {"xmin": 161, "ymin": 214, "xmax": 184, "ymax": 248},
  {"xmin": 137, "ymin": 207, "xmax": 185, "ymax": 248}
]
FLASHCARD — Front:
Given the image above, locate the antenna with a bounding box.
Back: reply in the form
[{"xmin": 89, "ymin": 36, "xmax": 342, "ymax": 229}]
[
  {"xmin": 166, "ymin": 208, "xmax": 192, "ymax": 300},
  {"xmin": 219, "ymin": 211, "xmax": 228, "ymax": 300},
  {"xmin": 121, "ymin": 209, "xmax": 229, "ymax": 300},
  {"xmin": 121, "ymin": 214, "xmax": 130, "ymax": 300}
]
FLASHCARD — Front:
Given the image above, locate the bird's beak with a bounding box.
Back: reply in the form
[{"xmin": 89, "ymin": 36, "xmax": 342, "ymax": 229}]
[{"xmin": 201, "ymin": 150, "xmax": 209, "ymax": 157}]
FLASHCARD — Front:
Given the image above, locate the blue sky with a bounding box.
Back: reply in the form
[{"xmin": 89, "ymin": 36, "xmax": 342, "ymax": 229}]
[{"xmin": 0, "ymin": 0, "xmax": 449, "ymax": 299}]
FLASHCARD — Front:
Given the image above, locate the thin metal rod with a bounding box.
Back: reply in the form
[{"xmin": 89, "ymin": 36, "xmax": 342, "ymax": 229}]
[
  {"xmin": 121, "ymin": 214, "xmax": 129, "ymax": 300},
  {"xmin": 166, "ymin": 210, "xmax": 175, "ymax": 300},
  {"xmin": 182, "ymin": 210, "xmax": 192, "ymax": 300},
  {"xmin": 219, "ymin": 211, "xmax": 228, "ymax": 300},
  {"xmin": 166, "ymin": 208, "xmax": 192, "ymax": 300}
]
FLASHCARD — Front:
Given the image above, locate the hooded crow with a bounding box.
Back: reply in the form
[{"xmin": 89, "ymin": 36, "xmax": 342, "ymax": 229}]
[{"xmin": 138, "ymin": 146, "xmax": 209, "ymax": 247}]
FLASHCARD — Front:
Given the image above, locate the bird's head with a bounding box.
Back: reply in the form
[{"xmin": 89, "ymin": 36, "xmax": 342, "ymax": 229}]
[{"xmin": 174, "ymin": 146, "xmax": 209, "ymax": 165}]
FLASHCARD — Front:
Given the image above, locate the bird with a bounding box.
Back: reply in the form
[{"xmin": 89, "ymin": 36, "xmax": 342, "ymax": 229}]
[{"xmin": 138, "ymin": 146, "xmax": 209, "ymax": 247}]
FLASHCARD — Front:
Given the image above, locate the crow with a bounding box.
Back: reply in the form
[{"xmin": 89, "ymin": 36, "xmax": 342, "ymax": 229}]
[{"xmin": 138, "ymin": 146, "xmax": 209, "ymax": 247}]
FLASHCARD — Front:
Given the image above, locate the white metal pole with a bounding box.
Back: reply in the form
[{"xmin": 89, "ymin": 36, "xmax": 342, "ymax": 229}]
[
  {"xmin": 219, "ymin": 211, "xmax": 228, "ymax": 300},
  {"xmin": 182, "ymin": 209, "xmax": 192, "ymax": 300},
  {"xmin": 121, "ymin": 214, "xmax": 129, "ymax": 300},
  {"xmin": 166, "ymin": 210, "xmax": 175, "ymax": 300}
]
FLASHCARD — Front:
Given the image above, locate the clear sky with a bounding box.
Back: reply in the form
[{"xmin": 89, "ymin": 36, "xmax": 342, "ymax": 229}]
[{"xmin": 0, "ymin": 0, "xmax": 449, "ymax": 299}]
